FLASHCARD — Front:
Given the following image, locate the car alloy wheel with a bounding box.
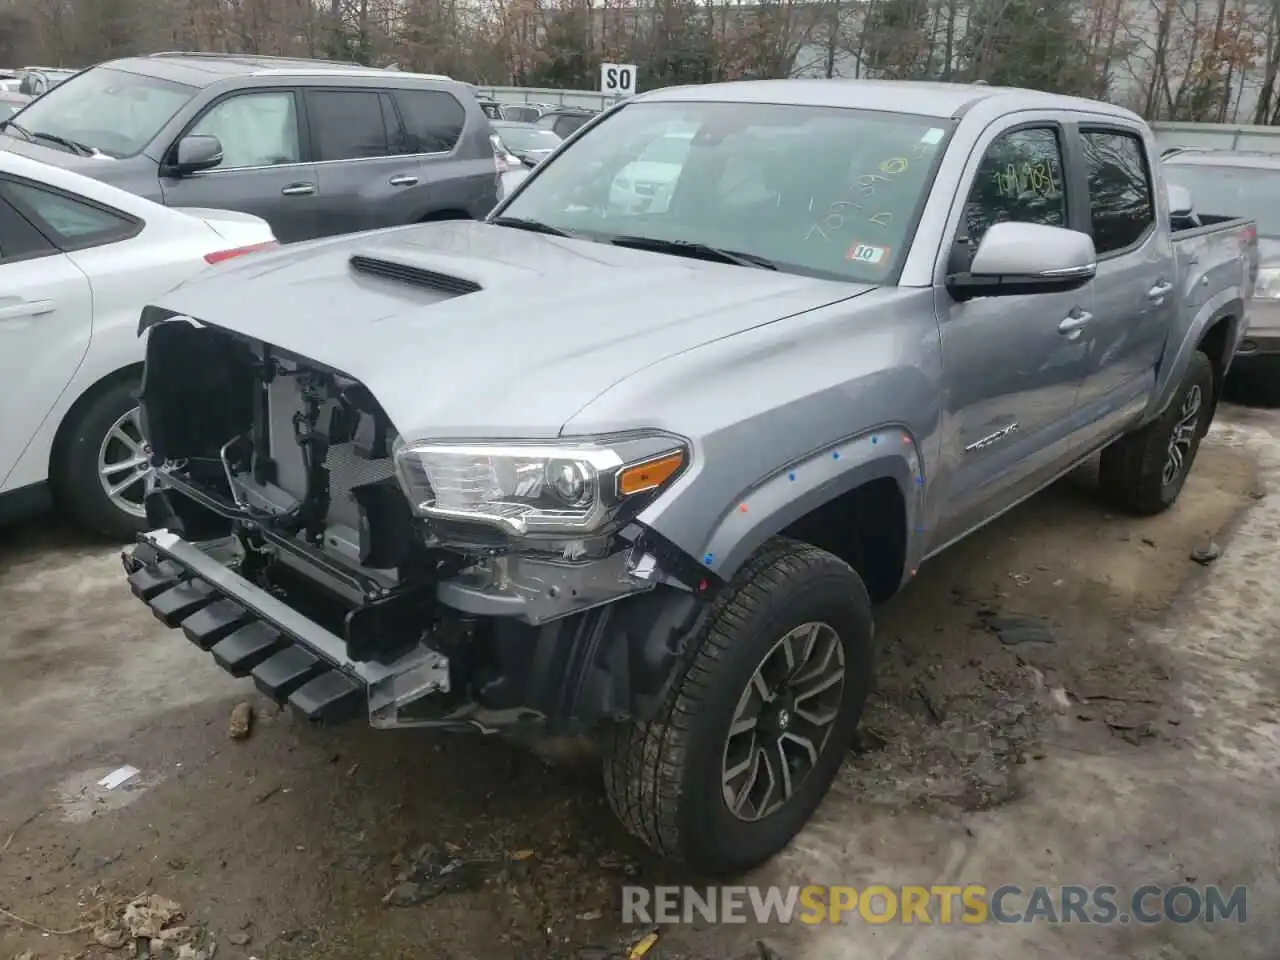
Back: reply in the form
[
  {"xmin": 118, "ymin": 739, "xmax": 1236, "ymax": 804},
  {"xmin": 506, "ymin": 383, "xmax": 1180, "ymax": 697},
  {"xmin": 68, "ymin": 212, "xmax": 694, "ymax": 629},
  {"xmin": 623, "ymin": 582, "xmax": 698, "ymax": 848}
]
[
  {"xmin": 97, "ymin": 405, "xmax": 152, "ymax": 519},
  {"xmin": 1163, "ymin": 382, "xmax": 1202, "ymax": 486},
  {"xmin": 721, "ymin": 621, "xmax": 847, "ymax": 822}
]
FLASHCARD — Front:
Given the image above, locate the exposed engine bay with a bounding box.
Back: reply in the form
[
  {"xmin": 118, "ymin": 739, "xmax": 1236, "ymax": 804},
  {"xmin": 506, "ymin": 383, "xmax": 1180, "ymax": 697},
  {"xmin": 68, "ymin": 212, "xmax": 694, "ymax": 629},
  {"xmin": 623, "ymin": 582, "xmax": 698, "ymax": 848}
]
[{"xmin": 129, "ymin": 313, "xmax": 708, "ymax": 734}]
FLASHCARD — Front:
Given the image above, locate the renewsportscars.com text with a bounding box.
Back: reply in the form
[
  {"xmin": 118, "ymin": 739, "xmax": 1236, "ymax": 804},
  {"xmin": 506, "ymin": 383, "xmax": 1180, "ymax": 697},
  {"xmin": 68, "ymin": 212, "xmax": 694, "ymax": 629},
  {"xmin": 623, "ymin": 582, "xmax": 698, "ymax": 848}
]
[{"xmin": 622, "ymin": 884, "xmax": 1247, "ymax": 925}]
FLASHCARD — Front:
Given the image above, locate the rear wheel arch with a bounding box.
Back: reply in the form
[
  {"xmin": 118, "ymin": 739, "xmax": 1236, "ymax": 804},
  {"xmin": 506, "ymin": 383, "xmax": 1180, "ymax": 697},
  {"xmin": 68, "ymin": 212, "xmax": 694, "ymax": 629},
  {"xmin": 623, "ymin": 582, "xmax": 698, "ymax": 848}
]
[
  {"xmin": 1196, "ymin": 312, "xmax": 1236, "ymax": 404},
  {"xmin": 49, "ymin": 362, "xmax": 145, "ymax": 480},
  {"xmin": 48, "ymin": 363, "xmax": 149, "ymax": 538}
]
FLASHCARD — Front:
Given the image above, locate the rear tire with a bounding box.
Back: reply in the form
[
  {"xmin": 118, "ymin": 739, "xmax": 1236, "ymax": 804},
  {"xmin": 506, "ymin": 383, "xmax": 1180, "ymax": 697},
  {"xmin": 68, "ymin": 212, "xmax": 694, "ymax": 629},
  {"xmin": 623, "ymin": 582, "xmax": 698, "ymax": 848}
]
[
  {"xmin": 52, "ymin": 376, "xmax": 152, "ymax": 541},
  {"xmin": 601, "ymin": 537, "xmax": 874, "ymax": 876},
  {"xmin": 1098, "ymin": 350, "xmax": 1215, "ymax": 515}
]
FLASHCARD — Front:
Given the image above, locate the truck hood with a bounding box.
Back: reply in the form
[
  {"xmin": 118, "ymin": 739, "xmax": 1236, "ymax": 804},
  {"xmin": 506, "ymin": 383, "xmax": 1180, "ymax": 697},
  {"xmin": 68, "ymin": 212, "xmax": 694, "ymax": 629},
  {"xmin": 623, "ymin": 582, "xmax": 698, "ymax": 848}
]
[{"xmin": 151, "ymin": 220, "xmax": 872, "ymax": 439}]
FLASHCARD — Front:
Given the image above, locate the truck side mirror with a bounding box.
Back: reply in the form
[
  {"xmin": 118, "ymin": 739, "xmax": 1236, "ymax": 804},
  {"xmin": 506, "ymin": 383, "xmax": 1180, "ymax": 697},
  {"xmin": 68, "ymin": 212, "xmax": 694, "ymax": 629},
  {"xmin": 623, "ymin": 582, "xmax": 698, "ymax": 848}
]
[
  {"xmin": 1166, "ymin": 183, "xmax": 1194, "ymax": 220},
  {"xmin": 946, "ymin": 221, "xmax": 1097, "ymax": 301}
]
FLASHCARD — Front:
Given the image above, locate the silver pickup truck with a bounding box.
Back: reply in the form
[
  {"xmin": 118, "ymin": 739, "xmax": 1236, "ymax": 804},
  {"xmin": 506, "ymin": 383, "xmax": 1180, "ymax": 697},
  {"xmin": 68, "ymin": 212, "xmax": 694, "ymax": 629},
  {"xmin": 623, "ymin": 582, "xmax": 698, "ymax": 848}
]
[{"xmin": 120, "ymin": 80, "xmax": 1256, "ymax": 875}]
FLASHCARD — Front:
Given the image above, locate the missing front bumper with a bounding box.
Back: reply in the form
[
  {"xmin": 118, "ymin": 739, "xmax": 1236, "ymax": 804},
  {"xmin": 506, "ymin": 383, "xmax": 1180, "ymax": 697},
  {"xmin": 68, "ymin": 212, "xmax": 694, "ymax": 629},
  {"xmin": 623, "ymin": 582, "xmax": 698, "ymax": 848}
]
[
  {"xmin": 124, "ymin": 528, "xmax": 711, "ymax": 737},
  {"xmin": 122, "ymin": 529, "xmax": 455, "ymax": 729}
]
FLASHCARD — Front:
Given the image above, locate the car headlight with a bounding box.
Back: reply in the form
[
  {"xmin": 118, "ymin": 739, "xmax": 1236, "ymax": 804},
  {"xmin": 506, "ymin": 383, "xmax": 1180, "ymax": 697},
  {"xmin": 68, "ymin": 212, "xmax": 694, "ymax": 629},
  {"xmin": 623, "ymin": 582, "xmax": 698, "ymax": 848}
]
[
  {"xmin": 1255, "ymin": 266, "xmax": 1280, "ymax": 300},
  {"xmin": 393, "ymin": 435, "xmax": 689, "ymax": 536}
]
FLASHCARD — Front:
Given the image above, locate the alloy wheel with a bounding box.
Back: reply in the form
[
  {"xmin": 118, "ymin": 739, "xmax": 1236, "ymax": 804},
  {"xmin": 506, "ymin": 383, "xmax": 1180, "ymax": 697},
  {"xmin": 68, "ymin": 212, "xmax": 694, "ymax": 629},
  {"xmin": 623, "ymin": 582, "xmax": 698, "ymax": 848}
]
[
  {"xmin": 1163, "ymin": 383, "xmax": 1203, "ymax": 486},
  {"xmin": 97, "ymin": 405, "xmax": 152, "ymax": 519},
  {"xmin": 721, "ymin": 621, "xmax": 847, "ymax": 822}
]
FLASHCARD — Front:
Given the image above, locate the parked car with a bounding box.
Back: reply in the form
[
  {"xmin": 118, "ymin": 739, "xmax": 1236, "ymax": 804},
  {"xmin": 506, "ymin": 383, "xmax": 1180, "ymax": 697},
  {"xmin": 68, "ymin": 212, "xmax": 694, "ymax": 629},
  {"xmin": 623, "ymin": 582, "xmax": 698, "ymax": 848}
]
[
  {"xmin": 0, "ymin": 52, "xmax": 502, "ymax": 242},
  {"xmin": 120, "ymin": 80, "xmax": 1255, "ymax": 876},
  {"xmin": 0, "ymin": 91, "xmax": 30, "ymax": 120},
  {"xmin": 607, "ymin": 127, "xmax": 694, "ymax": 213},
  {"xmin": 499, "ymin": 103, "xmax": 543, "ymax": 123},
  {"xmin": 0, "ymin": 150, "xmax": 276, "ymax": 538},
  {"xmin": 536, "ymin": 107, "xmax": 596, "ymax": 138},
  {"xmin": 476, "ymin": 95, "xmax": 504, "ymax": 120},
  {"xmin": 0, "ymin": 72, "xmax": 22, "ymax": 94},
  {"xmin": 18, "ymin": 67, "xmax": 77, "ymax": 96},
  {"xmin": 1163, "ymin": 148, "xmax": 1280, "ymax": 384},
  {"xmin": 491, "ymin": 119, "xmax": 561, "ymax": 166}
]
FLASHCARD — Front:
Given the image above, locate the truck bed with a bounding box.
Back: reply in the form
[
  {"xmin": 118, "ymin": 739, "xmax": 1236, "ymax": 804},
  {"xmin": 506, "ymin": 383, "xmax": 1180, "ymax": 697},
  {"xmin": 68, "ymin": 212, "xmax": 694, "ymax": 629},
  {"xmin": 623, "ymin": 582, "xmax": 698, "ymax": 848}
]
[
  {"xmin": 1156, "ymin": 212, "xmax": 1259, "ymax": 408},
  {"xmin": 1169, "ymin": 212, "xmax": 1257, "ymax": 309}
]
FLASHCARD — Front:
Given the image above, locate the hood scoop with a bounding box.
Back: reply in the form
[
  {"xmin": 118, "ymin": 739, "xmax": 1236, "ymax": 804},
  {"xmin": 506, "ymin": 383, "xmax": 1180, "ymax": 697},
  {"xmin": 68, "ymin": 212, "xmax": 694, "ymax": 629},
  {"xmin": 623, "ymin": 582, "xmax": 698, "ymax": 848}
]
[{"xmin": 349, "ymin": 253, "xmax": 482, "ymax": 296}]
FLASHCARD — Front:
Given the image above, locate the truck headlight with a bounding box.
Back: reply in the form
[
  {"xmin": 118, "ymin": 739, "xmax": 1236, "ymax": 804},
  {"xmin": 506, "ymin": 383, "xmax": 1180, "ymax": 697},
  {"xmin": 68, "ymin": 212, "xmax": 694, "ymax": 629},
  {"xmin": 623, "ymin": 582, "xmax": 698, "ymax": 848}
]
[
  {"xmin": 1255, "ymin": 266, "xmax": 1280, "ymax": 300},
  {"xmin": 393, "ymin": 436, "xmax": 689, "ymax": 536}
]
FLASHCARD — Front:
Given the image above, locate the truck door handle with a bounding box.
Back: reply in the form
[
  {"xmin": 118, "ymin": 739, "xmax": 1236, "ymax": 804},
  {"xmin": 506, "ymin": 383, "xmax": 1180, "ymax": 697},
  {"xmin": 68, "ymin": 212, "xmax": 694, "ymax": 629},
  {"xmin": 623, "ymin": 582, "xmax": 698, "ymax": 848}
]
[
  {"xmin": 0, "ymin": 299, "xmax": 54, "ymax": 321},
  {"xmin": 388, "ymin": 175, "xmax": 418, "ymax": 186},
  {"xmin": 1057, "ymin": 310, "xmax": 1092, "ymax": 337},
  {"xmin": 1148, "ymin": 280, "xmax": 1174, "ymax": 301},
  {"xmin": 281, "ymin": 182, "xmax": 315, "ymax": 197}
]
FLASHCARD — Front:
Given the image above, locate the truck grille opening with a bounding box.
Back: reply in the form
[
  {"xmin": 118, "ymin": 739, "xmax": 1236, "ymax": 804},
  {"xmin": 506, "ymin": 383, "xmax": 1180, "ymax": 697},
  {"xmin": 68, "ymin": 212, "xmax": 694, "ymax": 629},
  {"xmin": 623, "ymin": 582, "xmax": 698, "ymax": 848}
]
[{"xmin": 349, "ymin": 254, "xmax": 482, "ymax": 295}]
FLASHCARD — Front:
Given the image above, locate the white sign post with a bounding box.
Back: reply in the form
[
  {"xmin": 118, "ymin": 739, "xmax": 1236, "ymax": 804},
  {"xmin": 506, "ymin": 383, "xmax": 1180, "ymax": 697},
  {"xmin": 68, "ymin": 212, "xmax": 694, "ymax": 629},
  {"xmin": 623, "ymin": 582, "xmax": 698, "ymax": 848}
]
[{"xmin": 600, "ymin": 63, "xmax": 638, "ymax": 100}]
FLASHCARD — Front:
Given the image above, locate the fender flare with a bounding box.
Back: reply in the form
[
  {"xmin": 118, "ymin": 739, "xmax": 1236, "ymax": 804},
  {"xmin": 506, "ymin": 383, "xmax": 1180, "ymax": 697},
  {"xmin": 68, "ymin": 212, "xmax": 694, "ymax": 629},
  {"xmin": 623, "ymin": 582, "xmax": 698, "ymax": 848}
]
[
  {"xmin": 1147, "ymin": 289, "xmax": 1242, "ymax": 421},
  {"xmin": 695, "ymin": 424, "xmax": 924, "ymax": 581}
]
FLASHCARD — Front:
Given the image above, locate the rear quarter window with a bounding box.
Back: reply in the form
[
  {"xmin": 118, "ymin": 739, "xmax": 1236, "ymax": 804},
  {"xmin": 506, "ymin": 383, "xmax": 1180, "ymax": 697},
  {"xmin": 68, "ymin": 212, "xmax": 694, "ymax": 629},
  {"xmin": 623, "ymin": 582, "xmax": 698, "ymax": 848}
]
[
  {"xmin": 394, "ymin": 89, "xmax": 465, "ymax": 153},
  {"xmin": 2, "ymin": 179, "xmax": 140, "ymax": 250}
]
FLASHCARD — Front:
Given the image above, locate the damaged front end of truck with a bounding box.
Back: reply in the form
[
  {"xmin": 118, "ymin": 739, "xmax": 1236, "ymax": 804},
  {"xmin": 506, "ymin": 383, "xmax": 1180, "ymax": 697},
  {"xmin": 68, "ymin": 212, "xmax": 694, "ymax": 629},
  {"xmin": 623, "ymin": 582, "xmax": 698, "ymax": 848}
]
[{"xmin": 121, "ymin": 308, "xmax": 710, "ymax": 737}]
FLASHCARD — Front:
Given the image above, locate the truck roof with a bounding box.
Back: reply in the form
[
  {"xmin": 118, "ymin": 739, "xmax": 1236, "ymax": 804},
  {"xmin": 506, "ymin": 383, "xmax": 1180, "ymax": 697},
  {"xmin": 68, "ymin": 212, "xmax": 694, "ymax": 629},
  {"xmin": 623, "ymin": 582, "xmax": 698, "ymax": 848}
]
[{"xmin": 638, "ymin": 79, "xmax": 1144, "ymax": 123}]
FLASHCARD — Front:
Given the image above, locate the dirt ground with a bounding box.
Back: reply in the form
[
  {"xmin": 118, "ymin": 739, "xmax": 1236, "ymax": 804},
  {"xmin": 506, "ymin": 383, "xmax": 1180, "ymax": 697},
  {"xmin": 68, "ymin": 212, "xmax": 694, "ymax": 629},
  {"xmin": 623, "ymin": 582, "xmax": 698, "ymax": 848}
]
[{"xmin": 1, "ymin": 405, "xmax": 1278, "ymax": 960}]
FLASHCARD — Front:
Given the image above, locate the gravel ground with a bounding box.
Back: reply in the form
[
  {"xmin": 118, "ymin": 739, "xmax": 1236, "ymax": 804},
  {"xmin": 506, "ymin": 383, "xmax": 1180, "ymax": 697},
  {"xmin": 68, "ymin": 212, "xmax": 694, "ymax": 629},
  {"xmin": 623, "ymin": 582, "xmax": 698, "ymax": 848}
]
[{"xmin": 0, "ymin": 405, "xmax": 1276, "ymax": 960}]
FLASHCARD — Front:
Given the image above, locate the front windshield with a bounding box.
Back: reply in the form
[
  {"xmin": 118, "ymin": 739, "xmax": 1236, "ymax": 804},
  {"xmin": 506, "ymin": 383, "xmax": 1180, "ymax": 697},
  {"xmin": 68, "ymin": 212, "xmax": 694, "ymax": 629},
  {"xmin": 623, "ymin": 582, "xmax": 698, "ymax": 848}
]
[
  {"xmin": 5, "ymin": 66, "xmax": 195, "ymax": 158},
  {"xmin": 496, "ymin": 125, "xmax": 561, "ymax": 152},
  {"xmin": 1163, "ymin": 163, "xmax": 1280, "ymax": 236},
  {"xmin": 499, "ymin": 101, "xmax": 953, "ymax": 283}
]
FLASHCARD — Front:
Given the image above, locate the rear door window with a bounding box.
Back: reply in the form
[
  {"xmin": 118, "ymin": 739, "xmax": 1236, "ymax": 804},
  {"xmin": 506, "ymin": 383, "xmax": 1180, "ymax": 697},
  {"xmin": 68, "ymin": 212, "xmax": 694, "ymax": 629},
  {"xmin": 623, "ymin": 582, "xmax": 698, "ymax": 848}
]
[
  {"xmin": 393, "ymin": 90, "xmax": 465, "ymax": 154},
  {"xmin": 1080, "ymin": 129, "xmax": 1155, "ymax": 255},
  {"xmin": 306, "ymin": 89, "xmax": 390, "ymax": 161}
]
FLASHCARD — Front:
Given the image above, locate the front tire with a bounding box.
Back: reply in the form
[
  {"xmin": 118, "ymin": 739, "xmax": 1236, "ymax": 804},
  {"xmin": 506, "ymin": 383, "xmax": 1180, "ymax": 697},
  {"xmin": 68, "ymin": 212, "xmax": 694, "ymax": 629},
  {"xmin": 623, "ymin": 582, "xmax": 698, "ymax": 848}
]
[
  {"xmin": 52, "ymin": 376, "xmax": 153, "ymax": 541},
  {"xmin": 1098, "ymin": 350, "xmax": 1215, "ymax": 515},
  {"xmin": 602, "ymin": 538, "xmax": 874, "ymax": 876}
]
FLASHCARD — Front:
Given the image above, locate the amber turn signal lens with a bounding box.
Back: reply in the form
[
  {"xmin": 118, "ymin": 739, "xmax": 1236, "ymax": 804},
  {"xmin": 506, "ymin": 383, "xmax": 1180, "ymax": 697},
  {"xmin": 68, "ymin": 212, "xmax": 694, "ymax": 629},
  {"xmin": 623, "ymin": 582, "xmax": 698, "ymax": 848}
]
[{"xmin": 617, "ymin": 451, "xmax": 685, "ymax": 497}]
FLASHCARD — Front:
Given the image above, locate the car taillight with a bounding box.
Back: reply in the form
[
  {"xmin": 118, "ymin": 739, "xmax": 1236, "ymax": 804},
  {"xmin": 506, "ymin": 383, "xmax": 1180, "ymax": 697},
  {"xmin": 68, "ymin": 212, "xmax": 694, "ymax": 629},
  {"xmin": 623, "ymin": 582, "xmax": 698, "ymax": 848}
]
[
  {"xmin": 489, "ymin": 134, "xmax": 512, "ymax": 174},
  {"xmin": 1242, "ymin": 223, "xmax": 1257, "ymax": 244},
  {"xmin": 205, "ymin": 240, "xmax": 279, "ymax": 264}
]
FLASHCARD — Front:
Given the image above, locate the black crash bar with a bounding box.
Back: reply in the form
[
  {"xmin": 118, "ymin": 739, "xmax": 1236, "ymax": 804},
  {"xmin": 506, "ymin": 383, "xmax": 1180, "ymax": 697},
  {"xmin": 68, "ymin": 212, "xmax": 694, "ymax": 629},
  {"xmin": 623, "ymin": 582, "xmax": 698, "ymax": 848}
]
[{"xmin": 121, "ymin": 529, "xmax": 396, "ymax": 723}]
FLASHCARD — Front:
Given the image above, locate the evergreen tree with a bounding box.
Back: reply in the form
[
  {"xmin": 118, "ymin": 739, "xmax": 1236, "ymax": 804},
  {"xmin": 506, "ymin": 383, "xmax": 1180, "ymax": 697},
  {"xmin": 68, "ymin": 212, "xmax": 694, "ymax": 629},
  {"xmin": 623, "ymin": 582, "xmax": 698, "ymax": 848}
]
[{"xmin": 964, "ymin": 0, "xmax": 1096, "ymax": 94}]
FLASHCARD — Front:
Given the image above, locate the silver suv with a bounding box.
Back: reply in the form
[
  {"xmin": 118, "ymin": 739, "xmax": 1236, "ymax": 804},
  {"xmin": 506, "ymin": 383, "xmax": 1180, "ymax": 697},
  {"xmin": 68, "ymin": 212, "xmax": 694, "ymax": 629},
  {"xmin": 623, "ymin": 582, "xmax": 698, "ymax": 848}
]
[{"xmin": 0, "ymin": 53, "xmax": 501, "ymax": 242}]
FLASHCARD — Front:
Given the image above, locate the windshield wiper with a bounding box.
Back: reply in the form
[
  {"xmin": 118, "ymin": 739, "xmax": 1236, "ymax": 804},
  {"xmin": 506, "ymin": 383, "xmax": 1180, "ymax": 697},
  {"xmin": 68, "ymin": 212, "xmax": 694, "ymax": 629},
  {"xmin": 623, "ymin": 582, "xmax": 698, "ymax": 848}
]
[
  {"xmin": 490, "ymin": 216, "xmax": 571, "ymax": 238},
  {"xmin": 0, "ymin": 119, "xmax": 34, "ymax": 142},
  {"xmin": 30, "ymin": 131, "xmax": 97, "ymax": 157},
  {"xmin": 608, "ymin": 235, "xmax": 777, "ymax": 271}
]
